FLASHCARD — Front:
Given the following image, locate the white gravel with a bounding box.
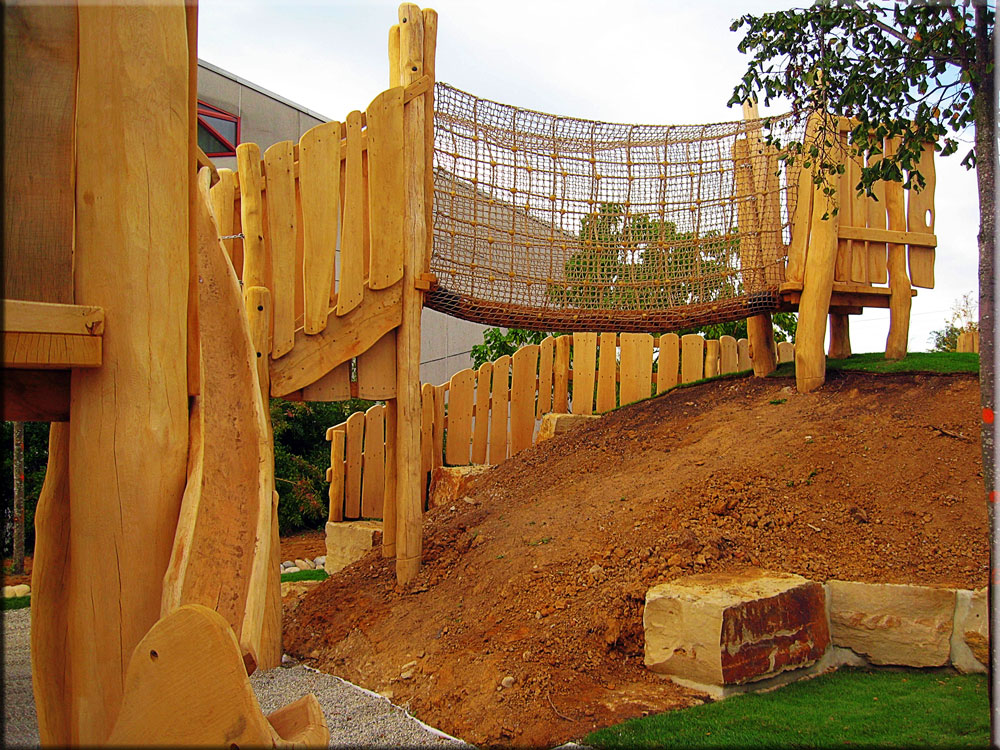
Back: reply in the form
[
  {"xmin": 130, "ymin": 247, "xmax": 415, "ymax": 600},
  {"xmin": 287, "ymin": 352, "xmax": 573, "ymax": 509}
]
[{"xmin": 2, "ymin": 608, "xmax": 470, "ymax": 748}]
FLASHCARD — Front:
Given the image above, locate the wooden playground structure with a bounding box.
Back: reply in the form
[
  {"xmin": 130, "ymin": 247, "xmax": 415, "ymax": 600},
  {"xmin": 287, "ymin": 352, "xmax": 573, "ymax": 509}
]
[{"xmin": 3, "ymin": 2, "xmax": 936, "ymax": 745}]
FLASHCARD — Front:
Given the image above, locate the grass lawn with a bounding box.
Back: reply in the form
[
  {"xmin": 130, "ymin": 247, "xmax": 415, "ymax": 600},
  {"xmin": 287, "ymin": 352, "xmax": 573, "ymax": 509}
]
[
  {"xmin": 585, "ymin": 668, "xmax": 988, "ymax": 748},
  {"xmin": 772, "ymin": 351, "xmax": 979, "ymax": 377},
  {"xmin": 281, "ymin": 568, "xmax": 327, "ymax": 582},
  {"xmin": 2, "ymin": 594, "xmax": 30, "ymax": 611}
]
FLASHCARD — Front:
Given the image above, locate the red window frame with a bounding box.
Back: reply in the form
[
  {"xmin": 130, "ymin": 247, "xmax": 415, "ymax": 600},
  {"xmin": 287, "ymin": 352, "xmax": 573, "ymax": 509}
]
[{"xmin": 197, "ymin": 100, "xmax": 240, "ymax": 157}]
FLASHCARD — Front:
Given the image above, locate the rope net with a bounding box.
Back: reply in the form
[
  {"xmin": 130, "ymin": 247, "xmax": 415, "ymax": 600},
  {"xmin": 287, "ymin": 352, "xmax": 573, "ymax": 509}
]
[{"xmin": 429, "ymin": 83, "xmax": 807, "ymax": 333}]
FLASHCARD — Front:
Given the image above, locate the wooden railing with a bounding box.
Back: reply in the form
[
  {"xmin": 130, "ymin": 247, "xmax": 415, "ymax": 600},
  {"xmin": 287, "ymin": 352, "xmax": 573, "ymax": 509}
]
[{"xmin": 325, "ymin": 332, "xmax": 794, "ymax": 521}]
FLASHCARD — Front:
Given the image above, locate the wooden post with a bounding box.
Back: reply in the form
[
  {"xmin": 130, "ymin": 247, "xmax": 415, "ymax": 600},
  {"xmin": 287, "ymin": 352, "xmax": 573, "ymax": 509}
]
[
  {"xmin": 828, "ymin": 313, "xmax": 851, "ymax": 359},
  {"xmin": 394, "ymin": 3, "xmax": 429, "ymax": 585},
  {"xmin": 884, "ymin": 136, "xmax": 912, "ymax": 360}
]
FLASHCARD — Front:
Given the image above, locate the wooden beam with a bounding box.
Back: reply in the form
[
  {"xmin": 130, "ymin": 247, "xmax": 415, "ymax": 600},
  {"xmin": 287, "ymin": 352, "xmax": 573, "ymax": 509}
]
[
  {"xmin": 3, "ymin": 332, "xmax": 102, "ymax": 369},
  {"xmin": 838, "ymin": 226, "xmax": 936, "ymax": 248},
  {"xmin": 3, "ymin": 300, "xmax": 104, "ymax": 336}
]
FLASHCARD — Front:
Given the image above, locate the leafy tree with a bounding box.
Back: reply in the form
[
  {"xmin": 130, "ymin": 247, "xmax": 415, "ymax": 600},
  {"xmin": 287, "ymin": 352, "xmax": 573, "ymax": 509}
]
[
  {"xmin": 928, "ymin": 291, "xmax": 979, "ymax": 351},
  {"xmin": 2, "ymin": 421, "xmax": 49, "ymax": 560},
  {"xmin": 695, "ymin": 312, "xmax": 798, "ymax": 344},
  {"xmin": 471, "ymin": 328, "xmax": 554, "ymax": 369}
]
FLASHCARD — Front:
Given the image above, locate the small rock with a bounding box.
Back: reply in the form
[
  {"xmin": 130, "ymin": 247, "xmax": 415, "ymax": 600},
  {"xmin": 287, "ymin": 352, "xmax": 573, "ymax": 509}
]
[
  {"xmin": 309, "ymin": 650, "xmax": 319, "ymax": 659},
  {"xmin": 379, "ymin": 689, "xmax": 394, "ymax": 700},
  {"xmin": 314, "ymin": 556, "xmax": 326, "ymax": 566},
  {"xmin": 501, "ymin": 675, "xmax": 515, "ymax": 688},
  {"xmin": 281, "ymin": 653, "xmax": 294, "ymax": 665},
  {"xmin": 2, "ymin": 586, "xmax": 17, "ymax": 599},
  {"xmin": 281, "ymin": 560, "xmax": 294, "ymax": 568},
  {"xmin": 294, "ymin": 558, "xmax": 315, "ymax": 571},
  {"xmin": 400, "ymin": 670, "xmax": 414, "ymax": 680},
  {"xmin": 12, "ymin": 584, "xmax": 30, "ymax": 597},
  {"xmin": 285, "ymin": 566, "xmax": 300, "ymax": 574},
  {"xmin": 589, "ymin": 564, "xmax": 605, "ymax": 581},
  {"xmin": 401, "ymin": 660, "xmax": 418, "ymax": 671}
]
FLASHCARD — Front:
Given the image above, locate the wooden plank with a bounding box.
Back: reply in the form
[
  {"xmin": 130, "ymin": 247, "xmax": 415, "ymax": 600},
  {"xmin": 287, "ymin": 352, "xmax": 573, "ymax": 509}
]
[
  {"xmin": 620, "ymin": 333, "xmax": 653, "ymax": 405},
  {"xmin": 210, "ymin": 169, "xmax": 237, "ymax": 262},
  {"xmin": 839, "ymin": 225, "xmax": 935, "ymax": 248},
  {"xmin": 356, "ymin": 329, "xmax": 397, "ymax": 400},
  {"xmin": 328, "ymin": 431, "xmax": 345, "ymax": 522},
  {"xmin": 907, "ymin": 143, "xmax": 936, "ymax": 288},
  {"xmin": 737, "ymin": 338, "xmax": 751, "ymax": 371},
  {"xmin": 4, "ymin": 3, "xmax": 76, "ymax": 305},
  {"xmin": 362, "ymin": 405, "xmax": 385, "ymax": 518},
  {"xmin": 344, "ymin": 411, "xmax": 364, "ymax": 519},
  {"xmin": 338, "ymin": 110, "xmax": 365, "ymax": 316},
  {"xmin": 834, "ymin": 130, "xmax": 852, "ymax": 282},
  {"xmin": 3, "ymin": 331, "xmax": 101, "ymax": 369},
  {"xmin": 269, "ymin": 283, "xmax": 402, "ymax": 397},
  {"xmin": 237, "ymin": 143, "xmax": 267, "ymax": 289},
  {"xmin": 719, "ymin": 335, "xmax": 738, "ymax": 374},
  {"xmin": 537, "ymin": 336, "xmax": 555, "ymax": 417},
  {"xmin": 656, "ymin": 332, "xmax": 679, "ymax": 393},
  {"xmin": 299, "ymin": 120, "xmax": 341, "ymax": 334},
  {"xmin": 733, "ymin": 138, "xmax": 763, "ymax": 293},
  {"xmin": 432, "ymin": 384, "xmax": 446, "ymax": 471},
  {"xmin": 366, "ymin": 87, "xmax": 405, "ymax": 289},
  {"xmin": 488, "ymin": 355, "xmax": 510, "ymax": 464},
  {"xmin": 571, "ymin": 333, "xmax": 597, "ymax": 415},
  {"xmin": 445, "ymin": 368, "xmax": 475, "ymax": 465},
  {"xmin": 263, "ymin": 141, "xmax": 297, "ymax": 359},
  {"xmin": 510, "ymin": 344, "xmax": 539, "ymax": 454},
  {"xmin": 553, "ymin": 335, "xmax": 571, "ymax": 413},
  {"xmin": 777, "ymin": 341, "xmax": 795, "ymax": 363},
  {"xmin": 302, "ymin": 362, "xmax": 351, "ymax": 402},
  {"xmin": 420, "ymin": 383, "xmax": 434, "ymax": 498},
  {"xmin": 3, "ymin": 300, "xmax": 103, "ymax": 336},
  {"xmin": 382, "ymin": 400, "xmax": 397, "ymax": 556},
  {"xmin": 866, "ymin": 151, "xmax": 889, "ymax": 284},
  {"xmin": 680, "ymin": 334, "xmax": 705, "ymax": 384},
  {"xmin": 245, "ymin": 287, "xmax": 271, "ymax": 404},
  {"xmin": 596, "ymin": 332, "xmax": 617, "ymax": 413},
  {"xmin": 704, "ymin": 339, "xmax": 721, "ymax": 378},
  {"xmin": 471, "ymin": 362, "xmax": 492, "ymax": 464},
  {"xmin": 848, "ymin": 154, "xmax": 869, "ymax": 284}
]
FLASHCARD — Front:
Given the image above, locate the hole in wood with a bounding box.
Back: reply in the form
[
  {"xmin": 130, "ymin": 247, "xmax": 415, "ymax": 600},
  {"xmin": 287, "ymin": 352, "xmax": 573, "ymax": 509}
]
[
  {"xmin": 149, "ymin": 649, "xmax": 158, "ymax": 662},
  {"xmin": 412, "ymin": 66, "xmax": 418, "ymax": 72},
  {"xmin": 925, "ymin": 209, "xmax": 932, "ymax": 227},
  {"xmin": 257, "ymin": 352, "xmax": 262, "ymax": 358},
  {"xmin": 257, "ymin": 305, "xmax": 264, "ymax": 311}
]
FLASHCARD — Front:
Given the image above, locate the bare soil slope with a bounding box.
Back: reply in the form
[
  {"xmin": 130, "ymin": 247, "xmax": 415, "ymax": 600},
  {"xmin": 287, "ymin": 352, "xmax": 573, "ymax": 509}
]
[{"xmin": 284, "ymin": 371, "xmax": 988, "ymax": 747}]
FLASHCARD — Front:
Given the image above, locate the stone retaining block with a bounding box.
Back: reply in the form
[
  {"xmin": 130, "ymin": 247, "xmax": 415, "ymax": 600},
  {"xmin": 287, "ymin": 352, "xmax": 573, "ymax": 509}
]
[
  {"xmin": 428, "ymin": 465, "xmax": 492, "ymax": 509},
  {"xmin": 536, "ymin": 413, "xmax": 600, "ymax": 442},
  {"xmin": 324, "ymin": 520, "xmax": 382, "ymax": 575}
]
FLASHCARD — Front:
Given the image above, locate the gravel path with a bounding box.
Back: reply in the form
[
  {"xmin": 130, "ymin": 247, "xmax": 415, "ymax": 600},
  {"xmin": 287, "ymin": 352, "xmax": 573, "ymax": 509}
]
[{"xmin": 2, "ymin": 608, "xmax": 470, "ymax": 748}]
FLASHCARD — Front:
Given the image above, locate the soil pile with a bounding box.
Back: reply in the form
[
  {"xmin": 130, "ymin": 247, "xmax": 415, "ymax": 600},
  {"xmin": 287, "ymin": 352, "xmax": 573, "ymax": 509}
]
[{"xmin": 284, "ymin": 371, "xmax": 988, "ymax": 747}]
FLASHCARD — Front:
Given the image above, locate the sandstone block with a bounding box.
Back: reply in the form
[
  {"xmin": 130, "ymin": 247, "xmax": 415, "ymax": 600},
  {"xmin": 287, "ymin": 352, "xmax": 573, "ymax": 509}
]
[
  {"xmin": 325, "ymin": 520, "xmax": 382, "ymax": 575},
  {"xmin": 644, "ymin": 568, "xmax": 829, "ymax": 687},
  {"xmin": 951, "ymin": 587, "xmax": 988, "ymax": 674},
  {"xmin": 428, "ymin": 465, "xmax": 492, "ymax": 509},
  {"xmin": 536, "ymin": 413, "xmax": 600, "ymax": 442},
  {"xmin": 827, "ymin": 580, "xmax": 955, "ymax": 667}
]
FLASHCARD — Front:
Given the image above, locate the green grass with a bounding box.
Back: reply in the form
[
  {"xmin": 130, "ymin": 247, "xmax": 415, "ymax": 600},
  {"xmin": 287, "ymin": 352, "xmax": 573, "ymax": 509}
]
[
  {"xmin": 771, "ymin": 351, "xmax": 979, "ymax": 377},
  {"xmin": 281, "ymin": 568, "xmax": 327, "ymax": 582},
  {"xmin": 2, "ymin": 595, "xmax": 30, "ymax": 611},
  {"xmin": 585, "ymin": 668, "xmax": 988, "ymax": 749}
]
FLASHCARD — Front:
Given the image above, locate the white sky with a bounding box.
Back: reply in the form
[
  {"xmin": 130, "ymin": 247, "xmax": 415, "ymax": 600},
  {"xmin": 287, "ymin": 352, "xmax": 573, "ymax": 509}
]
[{"xmin": 198, "ymin": 0, "xmax": 980, "ymax": 353}]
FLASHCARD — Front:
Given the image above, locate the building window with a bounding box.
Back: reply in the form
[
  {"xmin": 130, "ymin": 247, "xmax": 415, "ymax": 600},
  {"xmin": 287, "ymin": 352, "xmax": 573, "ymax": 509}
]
[{"xmin": 197, "ymin": 101, "xmax": 240, "ymax": 157}]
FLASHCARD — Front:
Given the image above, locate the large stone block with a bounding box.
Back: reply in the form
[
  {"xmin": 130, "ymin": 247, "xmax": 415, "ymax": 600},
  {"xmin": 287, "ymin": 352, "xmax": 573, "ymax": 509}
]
[
  {"xmin": 324, "ymin": 520, "xmax": 382, "ymax": 575},
  {"xmin": 951, "ymin": 587, "xmax": 988, "ymax": 674},
  {"xmin": 826, "ymin": 580, "xmax": 955, "ymax": 667},
  {"xmin": 644, "ymin": 568, "xmax": 829, "ymax": 687},
  {"xmin": 428, "ymin": 465, "xmax": 492, "ymax": 509},
  {"xmin": 535, "ymin": 413, "xmax": 600, "ymax": 442}
]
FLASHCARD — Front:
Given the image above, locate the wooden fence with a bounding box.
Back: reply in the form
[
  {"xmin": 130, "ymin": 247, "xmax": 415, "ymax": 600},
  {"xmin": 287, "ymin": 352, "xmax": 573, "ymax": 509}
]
[{"xmin": 325, "ymin": 332, "xmax": 794, "ymax": 521}]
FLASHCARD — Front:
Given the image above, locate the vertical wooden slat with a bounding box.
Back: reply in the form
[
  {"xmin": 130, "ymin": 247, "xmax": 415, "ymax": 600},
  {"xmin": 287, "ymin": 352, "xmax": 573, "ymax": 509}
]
[
  {"xmin": 237, "ymin": 143, "xmax": 266, "ymax": 289},
  {"xmin": 737, "ymin": 338, "xmax": 751, "ymax": 371},
  {"xmin": 571, "ymin": 333, "xmax": 597, "ymax": 415},
  {"xmin": 362, "ymin": 405, "xmax": 385, "ymax": 518},
  {"xmin": 344, "ymin": 411, "xmax": 364, "ymax": 519},
  {"xmin": 656, "ymin": 332, "xmax": 679, "ymax": 394},
  {"xmin": 327, "ymin": 429, "xmax": 345, "ymax": 522},
  {"xmin": 231, "ymin": 194, "xmax": 244, "ymax": 279},
  {"xmin": 553, "ymin": 335, "xmax": 571, "ymax": 413},
  {"xmin": 299, "ymin": 120, "xmax": 341, "ymax": 334},
  {"xmin": 421, "ymin": 8, "xmax": 438, "ymax": 268},
  {"xmin": 620, "ymin": 333, "xmax": 653, "ymax": 405},
  {"xmin": 432, "ymin": 384, "xmax": 446, "ymax": 470},
  {"xmin": 294, "ymin": 170, "xmax": 305, "ymax": 330},
  {"xmin": 719, "ymin": 335, "xmax": 738, "ymax": 374},
  {"xmin": 907, "ymin": 143, "xmax": 936, "ymax": 289},
  {"xmin": 704, "ymin": 339, "xmax": 721, "ymax": 378},
  {"xmin": 834, "ymin": 127, "xmax": 852, "ymax": 282},
  {"xmin": 420, "ymin": 383, "xmax": 434, "ymax": 508},
  {"xmin": 762, "ymin": 144, "xmax": 783, "ymax": 283},
  {"xmin": 510, "ymin": 344, "xmax": 539, "ymax": 453},
  {"xmin": 489, "ymin": 355, "xmax": 510, "ymax": 464},
  {"xmin": 263, "ymin": 140, "xmax": 296, "ymax": 358},
  {"xmin": 785, "ymin": 114, "xmax": 818, "ymax": 285},
  {"xmin": 366, "ymin": 87, "xmax": 405, "ymax": 289},
  {"xmin": 596, "ymin": 332, "xmax": 617, "ymax": 413},
  {"xmin": 245, "ymin": 287, "xmax": 271, "ymax": 404},
  {"xmin": 338, "ymin": 110, "xmax": 366, "ymax": 316},
  {"xmin": 471, "ymin": 361, "xmax": 492, "ymax": 464},
  {"xmin": 445, "ymin": 368, "xmax": 475, "ymax": 465},
  {"xmin": 866, "ymin": 150, "xmax": 889, "ymax": 284},
  {"xmin": 382, "ymin": 400, "xmax": 397, "ymax": 556},
  {"xmin": 356, "ymin": 330, "xmax": 397, "ymax": 400},
  {"xmin": 537, "ymin": 336, "xmax": 554, "ymax": 418},
  {"xmin": 681, "ymin": 334, "xmax": 705, "ymax": 384},
  {"xmin": 848, "ymin": 153, "xmax": 869, "ymax": 284},
  {"xmin": 209, "ymin": 169, "xmax": 236, "ymax": 263}
]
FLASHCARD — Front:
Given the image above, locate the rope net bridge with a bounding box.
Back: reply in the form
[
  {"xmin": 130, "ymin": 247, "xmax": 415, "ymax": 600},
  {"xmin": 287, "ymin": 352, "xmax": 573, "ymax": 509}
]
[{"xmin": 429, "ymin": 83, "xmax": 807, "ymax": 333}]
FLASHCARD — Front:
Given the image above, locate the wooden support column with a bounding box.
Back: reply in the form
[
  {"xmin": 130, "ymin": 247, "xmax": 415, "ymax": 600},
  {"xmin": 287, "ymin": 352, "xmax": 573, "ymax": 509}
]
[
  {"xmin": 65, "ymin": 3, "xmax": 190, "ymax": 742},
  {"xmin": 828, "ymin": 313, "xmax": 852, "ymax": 359},
  {"xmin": 884, "ymin": 137, "xmax": 912, "ymax": 360},
  {"xmin": 394, "ymin": 3, "xmax": 430, "ymax": 585}
]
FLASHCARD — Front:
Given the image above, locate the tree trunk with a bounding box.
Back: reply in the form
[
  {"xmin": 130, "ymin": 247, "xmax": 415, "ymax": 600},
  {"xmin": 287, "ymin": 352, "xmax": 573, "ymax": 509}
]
[{"xmin": 12, "ymin": 421, "xmax": 25, "ymax": 575}]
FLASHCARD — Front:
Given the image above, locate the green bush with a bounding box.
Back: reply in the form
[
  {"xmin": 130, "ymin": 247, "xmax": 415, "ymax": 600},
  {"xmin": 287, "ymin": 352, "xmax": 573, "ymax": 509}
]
[{"xmin": 2, "ymin": 421, "xmax": 49, "ymax": 558}]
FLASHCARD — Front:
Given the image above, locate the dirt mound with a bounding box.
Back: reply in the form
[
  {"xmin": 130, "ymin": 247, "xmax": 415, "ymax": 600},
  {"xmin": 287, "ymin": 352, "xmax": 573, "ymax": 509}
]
[{"xmin": 284, "ymin": 371, "xmax": 987, "ymax": 747}]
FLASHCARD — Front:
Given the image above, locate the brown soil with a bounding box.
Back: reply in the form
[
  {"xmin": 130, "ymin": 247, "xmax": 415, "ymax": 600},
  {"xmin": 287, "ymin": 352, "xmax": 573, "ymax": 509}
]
[
  {"xmin": 284, "ymin": 371, "xmax": 988, "ymax": 746},
  {"xmin": 279, "ymin": 529, "xmax": 326, "ymax": 563},
  {"xmin": 2, "ymin": 555, "xmax": 32, "ymax": 587}
]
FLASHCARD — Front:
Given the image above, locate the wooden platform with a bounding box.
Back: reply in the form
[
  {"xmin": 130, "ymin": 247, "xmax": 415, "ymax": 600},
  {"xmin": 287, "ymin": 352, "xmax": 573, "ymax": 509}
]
[{"xmin": 777, "ymin": 282, "xmax": 916, "ymax": 315}]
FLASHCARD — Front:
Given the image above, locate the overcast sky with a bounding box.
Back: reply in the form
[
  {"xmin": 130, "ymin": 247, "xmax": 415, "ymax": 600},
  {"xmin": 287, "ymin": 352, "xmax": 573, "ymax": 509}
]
[{"xmin": 198, "ymin": 0, "xmax": 980, "ymax": 353}]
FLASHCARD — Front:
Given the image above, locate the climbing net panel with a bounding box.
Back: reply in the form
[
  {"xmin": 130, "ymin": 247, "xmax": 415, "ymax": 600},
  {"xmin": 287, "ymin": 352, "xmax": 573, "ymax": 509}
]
[{"xmin": 429, "ymin": 83, "xmax": 807, "ymax": 332}]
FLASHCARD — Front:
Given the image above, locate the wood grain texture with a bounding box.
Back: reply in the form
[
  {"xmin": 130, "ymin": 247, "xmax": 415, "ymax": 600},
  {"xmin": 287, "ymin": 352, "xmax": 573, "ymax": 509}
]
[
  {"xmin": 865, "ymin": 150, "xmax": 889, "ymax": 284},
  {"xmin": 834, "ymin": 131, "xmax": 852, "ymax": 283},
  {"xmin": 300, "ymin": 120, "xmax": 341, "ymax": 334},
  {"xmin": 302, "ymin": 362, "xmax": 351, "ymax": 402},
  {"xmin": 885, "ymin": 138, "xmax": 912, "ymax": 360},
  {"xmin": 259, "ymin": 488, "xmax": 282, "ymax": 671},
  {"xmin": 2, "ymin": 332, "xmax": 101, "ymax": 369},
  {"xmin": 237, "ymin": 142, "xmax": 267, "ymax": 289},
  {"xmin": 357, "ymin": 329, "xmax": 397, "ymax": 400},
  {"xmin": 3, "ymin": 300, "xmax": 103, "ymax": 335},
  {"xmin": 536, "ymin": 336, "xmax": 554, "ymax": 417},
  {"xmin": 264, "ymin": 141, "xmax": 297, "ymax": 358},
  {"xmin": 338, "ymin": 110, "xmax": 366, "ymax": 316},
  {"xmin": 620, "ymin": 333, "xmax": 653, "ymax": 405},
  {"xmin": 420, "ymin": 382, "xmax": 435, "ymax": 508},
  {"xmin": 367, "ymin": 87, "xmax": 405, "ymax": 289},
  {"xmin": 596, "ymin": 332, "xmax": 617, "ymax": 413},
  {"xmin": 67, "ymin": 3, "xmax": 190, "ymax": 742},
  {"xmin": 362, "ymin": 405, "xmax": 386, "ymax": 518},
  {"xmin": 510, "ymin": 344, "xmax": 539, "ymax": 454},
  {"xmin": 553, "ymin": 335, "xmax": 571, "ymax": 413},
  {"xmin": 471, "ymin": 362, "xmax": 492, "ymax": 464},
  {"xmin": 656, "ymin": 333, "xmax": 679, "ymax": 393},
  {"xmin": 680, "ymin": 334, "xmax": 705, "ymax": 384},
  {"xmin": 210, "ymin": 168, "xmax": 236, "ymax": 262},
  {"xmin": 848, "ymin": 154, "xmax": 868, "ymax": 284},
  {"xmin": 382, "ymin": 399, "xmax": 398, "ymax": 555},
  {"xmin": 432, "ymin": 384, "xmax": 445, "ymax": 471},
  {"xmin": 719, "ymin": 336, "xmax": 738, "ymax": 374},
  {"xmin": 446, "ymin": 368, "xmax": 475, "ymax": 465},
  {"xmin": 4, "ymin": 3, "xmax": 76, "ymax": 304},
  {"xmin": 345, "ymin": 411, "xmax": 364, "ymax": 519},
  {"xmin": 906, "ymin": 143, "xmax": 936, "ymax": 289},
  {"xmin": 489, "ymin": 355, "xmax": 510, "ymax": 464},
  {"xmin": 827, "ymin": 314, "xmax": 850, "ymax": 359},
  {"xmin": 737, "ymin": 338, "xmax": 751, "ymax": 371},
  {"xmin": 328, "ymin": 431, "xmax": 346, "ymax": 522},
  {"xmin": 571, "ymin": 333, "xmax": 597, "ymax": 415},
  {"xmin": 704, "ymin": 339, "xmax": 721, "ymax": 379},
  {"xmin": 746, "ymin": 313, "xmax": 777, "ymax": 376}
]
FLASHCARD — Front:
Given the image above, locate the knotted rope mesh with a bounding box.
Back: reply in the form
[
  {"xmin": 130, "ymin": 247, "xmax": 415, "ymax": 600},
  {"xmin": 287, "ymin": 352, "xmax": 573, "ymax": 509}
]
[{"xmin": 429, "ymin": 83, "xmax": 806, "ymax": 333}]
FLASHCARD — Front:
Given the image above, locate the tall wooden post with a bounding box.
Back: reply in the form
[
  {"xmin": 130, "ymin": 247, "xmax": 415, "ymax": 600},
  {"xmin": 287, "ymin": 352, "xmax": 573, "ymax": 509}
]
[
  {"xmin": 884, "ymin": 137, "xmax": 912, "ymax": 360},
  {"xmin": 828, "ymin": 313, "xmax": 851, "ymax": 359},
  {"xmin": 394, "ymin": 3, "xmax": 432, "ymax": 585}
]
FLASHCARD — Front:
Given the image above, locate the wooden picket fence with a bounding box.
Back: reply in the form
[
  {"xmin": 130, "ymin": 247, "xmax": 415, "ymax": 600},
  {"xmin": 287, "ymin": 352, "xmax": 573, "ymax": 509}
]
[{"xmin": 325, "ymin": 332, "xmax": 794, "ymax": 521}]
